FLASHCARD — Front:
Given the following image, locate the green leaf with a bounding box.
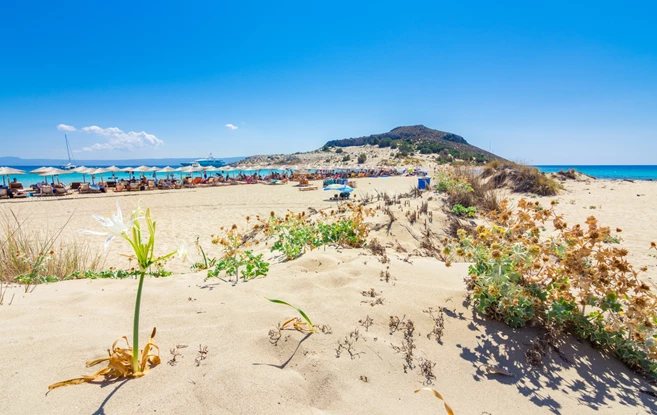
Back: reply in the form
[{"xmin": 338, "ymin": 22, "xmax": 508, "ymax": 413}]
[{"xmin": 266, "ymin": 298, "xmax": 313, "ymax": 328}]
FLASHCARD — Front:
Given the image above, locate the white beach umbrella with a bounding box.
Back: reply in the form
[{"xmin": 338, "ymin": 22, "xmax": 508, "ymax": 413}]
[
  {"xmin": 39, "ymin": 167, "xmax": 70, "ymax": 184},
  {"xmin": 0, "ymin": 167, "xmax": 25, "ymax": 186},
  {"xmin": 132, "ymin": 165, "xmax": 154, "ymax": 173},
  {"xmin": 70, "ymin": 166, "xmax": 93, "ymax": 182},
  {"xmin": 156, "ymin": 166, "xmax": 177, "ymax": 180},
  {"xmin": 87, "ymin": 167, "xmax": 109, "ymax": 185},
  {"xmin": 30, "ymin": 166, "xmax": 53, "ymax": 174}
]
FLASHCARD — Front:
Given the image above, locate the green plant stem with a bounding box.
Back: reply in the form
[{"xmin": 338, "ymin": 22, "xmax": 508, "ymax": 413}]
[{"xmin": 132, "ymin": 268, "xmax": 146, "ymax": 374}]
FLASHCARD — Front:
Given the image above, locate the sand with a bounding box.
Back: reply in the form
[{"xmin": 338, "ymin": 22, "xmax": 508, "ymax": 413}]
[{"xmin": 1, "ymin": 176, "xmax": 656, "ymax": 414}]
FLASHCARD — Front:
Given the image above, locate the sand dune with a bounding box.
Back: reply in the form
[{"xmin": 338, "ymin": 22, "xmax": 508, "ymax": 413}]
[{"xmin": 1, "ymin": 176, "xmax": 656, "ymax": 414}]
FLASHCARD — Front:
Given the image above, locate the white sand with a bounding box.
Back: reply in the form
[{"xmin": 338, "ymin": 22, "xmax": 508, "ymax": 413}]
[{"xmin": 1, "ymin": 176, "xmax": 656, "ymax": 414}]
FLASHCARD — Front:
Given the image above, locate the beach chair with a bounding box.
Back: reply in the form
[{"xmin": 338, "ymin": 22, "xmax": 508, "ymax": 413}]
[
  {"xmin": 0, "ymin": 188, "xmax": 8, "ymax": 199},
  {"xmin": 10, "ymin": 182, "xmax": 23, "ymax": 191},
  {"xmin": 40, "ymin": 185, "xmax": 54, "ymax": 196},
  {"xmin": 54, "ymin": 186, "xmax": 68, "ymax": 196},
  {"xmin": 128, "ymin": 182, "xmax": 140, "ymax": 191},
  {"xmin": 79, "ymin": 183, "xmax": 91, "ymax": 194},
  {"xmin": 114, "ymin": 183, "xmax": 126, "ymax": 192}
]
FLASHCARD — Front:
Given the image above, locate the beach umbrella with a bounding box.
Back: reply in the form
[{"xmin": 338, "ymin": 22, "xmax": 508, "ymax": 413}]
[
  {"xmin": 220, "ymin": 166, "xmax": 234, "ymax": 178},
  {"xmin": 131, "ymin": 165, "xmax": 153, "ymax": 172},
  {"xmin": 39, "ymin": 167, "xmax": 70, "ymax": 184},
  {"xmin": 71, "ymin": 166, "xmax": 91, "ymax": 182},
  {"xmin": 157, "ymin": 166, "xmax": 177, "ymax": 179},
  {"xmin": 30, "ymin": 166, "xmax": 53, "ymax": 174},
  {"xmin": 323, "ymin": 184, "xmax": 353, "ymax": 193},
  {"xmin": 103, "ymin": 165, "xmax": 123, "ymax": 180},
  {"xmin": 175, "ymin": 166, "xmax": 194, "ymax": 180},
  {"xmin": 87, "ymin": 167, "xmax": 109, "ymax": 185},
  {"xmin": 0, "ymin": 167, "xmax": 25, "ymax": 186}
]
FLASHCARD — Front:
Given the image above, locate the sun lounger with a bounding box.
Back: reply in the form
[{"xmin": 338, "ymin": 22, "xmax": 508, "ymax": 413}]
[
  {"xmin": 114, "ymin": 183, "xmax": 126, "ymax": 192},
  {"xmin": 128, "ymin": 182, "xmax": 140, "ymax": 191},
  {"xmin": 0, "ymin": 188, "xmax": 8, "ymax": 199},
  {"xmin": 40, "ymin": 185, "xmax": 54, "ymax": 196},
  {"xmin": 299, "ymin": 186, "xmax": 318, "ymax": 191},
  {"xmin": 54, "ymin": 186, "xmax": 68, "ymax": 196},
  {"xmin": 79, "ymin": 183, "xmax": 91, "ymax": 194},
  {"xmin": 10, "ymin": 182, "xmax": 23, "ymax": 190}
]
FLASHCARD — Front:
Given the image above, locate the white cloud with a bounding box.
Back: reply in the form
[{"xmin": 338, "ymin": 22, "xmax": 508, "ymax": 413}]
[
  {"xmin": 225, "ymin": 123, "xmax": 239, "ymax": 130},
  {"xmin": 79, "ymin": 125, "xmax": 164, "ymax": 152},
  {"xmin": 57, "ymin": 124, "xmax": 76, "ymax": 132}
]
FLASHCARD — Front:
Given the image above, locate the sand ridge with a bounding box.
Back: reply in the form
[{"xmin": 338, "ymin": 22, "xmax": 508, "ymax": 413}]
[{"xmin": 1, "ymin": 176, "xmax": 657, "ymax": 414}]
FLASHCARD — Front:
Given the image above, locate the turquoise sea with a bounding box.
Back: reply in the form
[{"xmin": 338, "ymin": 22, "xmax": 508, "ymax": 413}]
[
  {"xmin": 536, "ymin": 165, "xmax": 657, "ymax": 181},
  {"xmin": 1, "ymin": 165, "xmax": 287, "ymax": 187}
]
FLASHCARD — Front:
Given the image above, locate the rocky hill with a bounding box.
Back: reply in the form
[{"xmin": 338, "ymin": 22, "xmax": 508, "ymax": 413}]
[
  {"xmin": 324, "ymin": 125, "xmax": 498, "ymax": 163},
  {"xmin": 235, "ymin": 125, "xmax": 501, "ymax": 167}
]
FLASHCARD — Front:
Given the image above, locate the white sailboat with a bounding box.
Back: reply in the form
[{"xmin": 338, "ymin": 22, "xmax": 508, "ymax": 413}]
[{"xmin": 61, "ymin": 134, "xmax": 77, "ymax": 170}]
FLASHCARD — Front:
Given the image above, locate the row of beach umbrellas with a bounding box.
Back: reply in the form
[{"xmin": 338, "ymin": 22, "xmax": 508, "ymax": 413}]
[{"xmin": 0, "ymin": 164, "xmax": 410, "ymax": 186}]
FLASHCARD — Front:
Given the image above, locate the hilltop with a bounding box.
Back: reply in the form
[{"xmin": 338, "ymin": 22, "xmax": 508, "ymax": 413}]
[
  {"xmin": 324, "ymin": 125, "xmax": 498, "ymax": 163},
  {"xmin": 236, "ymin": 125, "xmax": 501, "ymax": 167}
]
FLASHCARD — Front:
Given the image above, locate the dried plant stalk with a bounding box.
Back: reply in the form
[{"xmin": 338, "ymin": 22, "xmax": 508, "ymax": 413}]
[{"xmin": 48, "ymin": 328, "xmax": 160, "ymax": 390}]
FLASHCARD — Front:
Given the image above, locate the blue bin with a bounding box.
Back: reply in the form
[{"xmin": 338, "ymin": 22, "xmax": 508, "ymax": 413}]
[{"xmin": 418, "ymin": 177, "xmax": 431, "ymax": 190}]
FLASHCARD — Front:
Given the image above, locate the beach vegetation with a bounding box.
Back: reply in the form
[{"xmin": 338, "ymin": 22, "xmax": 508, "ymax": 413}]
[
  {"xmin": 335, "ymin": 148, "xmax": 343, "ymax": 153},
  {"xmin": 190, "ymin": 236, "xmax": 217, "ymax": 271},
  {"xmin": 451, "ymin": 204, "xmax": 477, "ymax": 218},
  {"xmin": 49, "ymin": 201, "xmax": 185, "ymax": 389},
  {"xmin": 208, "ymin": 225, "xmax": 269, "ymax": 285},
  {"xmin": 267, "ymin": 297, "xmax": 316, "ymax": 333},
  {"xmin": 482, "ymin": 160, "xmax": 560, "ymax": 196},
  {"xmin": 0, "ymin": 209, "xmax": 104, "ymax": 287},
  {"xmin": 443, "ymin": 199, "xmax": 657, "ymax": 377},
  {"xmin": 262, "ymin": 206, "xmax": 370, "ymax": 261},
  {"xmin": 358, "ymin": 153, "xmax": 367, "ymax": 164},
  {"xmin": 434, "ymin": 167, "xmax": 499, "ymax": 213}
]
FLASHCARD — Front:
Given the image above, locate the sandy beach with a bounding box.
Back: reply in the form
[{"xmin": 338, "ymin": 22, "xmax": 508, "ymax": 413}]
[{"xmin": 1, "ymin": 176, "xmax": 657, "ymax": 414}]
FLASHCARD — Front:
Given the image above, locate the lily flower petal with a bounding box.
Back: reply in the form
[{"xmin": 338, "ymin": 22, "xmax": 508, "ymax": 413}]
[{"xmin": 176, "ymin": 245, "xmax": 189, "ymax": 263}]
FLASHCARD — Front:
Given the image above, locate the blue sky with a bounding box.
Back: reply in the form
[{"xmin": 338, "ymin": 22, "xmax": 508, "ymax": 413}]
[{"xmin": 1, "ymin": 0, "xmax": 655, "ymax": 164}]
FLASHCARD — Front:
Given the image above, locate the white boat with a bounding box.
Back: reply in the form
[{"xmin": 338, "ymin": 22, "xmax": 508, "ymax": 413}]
[
  {"xmin": 61, "ymin": 134, "xmax": 77, "ymax": 170},
  {"xmin": 180, "ymin": 153, "xmax": 226, "ymax": 168}
]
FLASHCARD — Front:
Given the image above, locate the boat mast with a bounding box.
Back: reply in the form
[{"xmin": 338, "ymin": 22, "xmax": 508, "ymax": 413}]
[{"xmin": 65, "ymin": 134, "xmax": 75, "ymax": 165}]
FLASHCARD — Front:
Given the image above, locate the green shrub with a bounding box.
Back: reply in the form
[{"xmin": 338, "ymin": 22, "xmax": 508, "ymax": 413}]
[
  {"xmin": 451, "ymin": 204, "xmax": 477, "ymax": 218},
  {"xmin": 446, "ymin": 199, "xmax": 657, "ymax": 376}
]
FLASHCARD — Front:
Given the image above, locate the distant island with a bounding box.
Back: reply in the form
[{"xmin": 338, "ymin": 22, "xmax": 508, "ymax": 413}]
[{"xmin": 0, "ymin": 156, "xmax": 245, "ymax": 167}]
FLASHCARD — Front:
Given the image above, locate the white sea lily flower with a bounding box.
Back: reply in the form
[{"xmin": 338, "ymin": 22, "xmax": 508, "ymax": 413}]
[
  {"xmin": 176, "ymin": 245, "xmax": 189, "ymax": 263},
  {"xmin": 79, "ymin": 199, "xmax": 137, "ymax": 249}
]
